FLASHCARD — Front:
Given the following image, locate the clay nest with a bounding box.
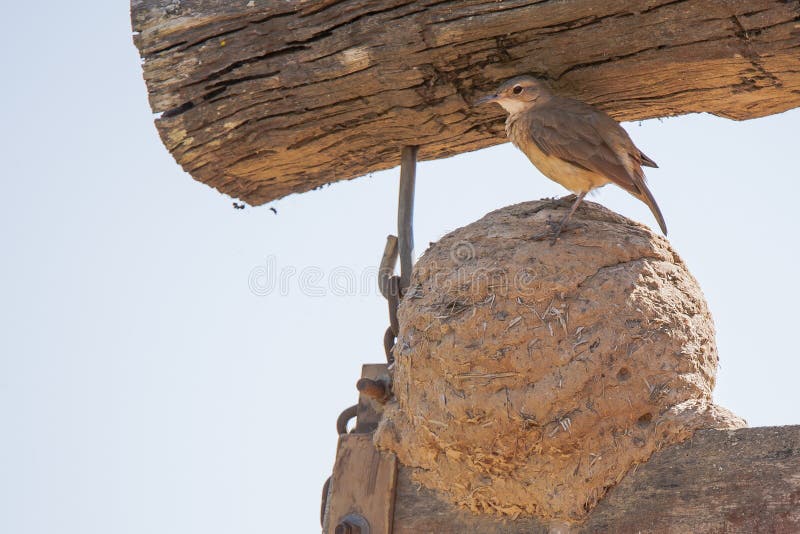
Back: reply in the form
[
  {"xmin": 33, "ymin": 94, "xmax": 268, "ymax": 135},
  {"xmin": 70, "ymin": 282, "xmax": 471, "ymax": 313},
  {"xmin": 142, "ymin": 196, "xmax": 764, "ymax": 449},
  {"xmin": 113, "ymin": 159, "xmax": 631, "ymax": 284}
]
[{"xmin": 374, "ymin": 199, "xmax": 744, "ymax": 522}]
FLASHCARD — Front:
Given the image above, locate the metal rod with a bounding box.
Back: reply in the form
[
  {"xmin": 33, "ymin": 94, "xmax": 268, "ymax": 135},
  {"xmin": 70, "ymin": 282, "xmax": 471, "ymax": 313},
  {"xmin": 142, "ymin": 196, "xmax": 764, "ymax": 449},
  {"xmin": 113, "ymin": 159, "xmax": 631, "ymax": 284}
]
[
  {"xmin": 378, "ymin": 235, "xmax": 398, "ymax": 300},
  {"xmin": 386, "ymin": 276, "xmax": 400, "ymax": 336},
  {"xmin": 383, "ymin": 327, "xmax": 396, "ymax": 364},
  {"xmin": 398, "ymin": 146, "xmax": 418, "ymax": 294}
]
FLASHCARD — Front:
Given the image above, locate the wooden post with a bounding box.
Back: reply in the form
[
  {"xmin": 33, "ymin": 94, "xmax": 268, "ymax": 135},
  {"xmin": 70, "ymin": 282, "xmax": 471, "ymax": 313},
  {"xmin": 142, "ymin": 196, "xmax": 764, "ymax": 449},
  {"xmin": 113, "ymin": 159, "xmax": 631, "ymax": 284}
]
[
  {"xmin": 323, "ymin": 365, "xmax": 398, "ymax": 534},
  {"xmin": 324, "ymin": 434, "xmax": 397, "ymax": 534}
]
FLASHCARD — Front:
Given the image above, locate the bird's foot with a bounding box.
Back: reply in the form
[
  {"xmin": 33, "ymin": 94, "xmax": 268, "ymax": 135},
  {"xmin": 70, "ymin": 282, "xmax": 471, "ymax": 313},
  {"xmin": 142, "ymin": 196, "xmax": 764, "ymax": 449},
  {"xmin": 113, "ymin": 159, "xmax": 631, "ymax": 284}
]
[
  {"xmin": 528, "ymin": 195, "xmax": 576, "ymax": 217},
  {"xmin": 547, "ymin": 194, "xmax": 577, "ymax": 209},
  {"xmin": 530, "ymin": 217, "xmax": 584, "ymax": 245},
  {"xmin": 526, "ymin": 196, "xmax": 575, "ymax": 223}
]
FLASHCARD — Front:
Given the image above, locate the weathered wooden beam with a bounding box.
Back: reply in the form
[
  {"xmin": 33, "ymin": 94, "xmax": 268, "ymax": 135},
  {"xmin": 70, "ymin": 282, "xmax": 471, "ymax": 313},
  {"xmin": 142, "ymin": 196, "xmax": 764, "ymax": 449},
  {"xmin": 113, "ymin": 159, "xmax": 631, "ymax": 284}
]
[
  {"xmin": 391, "ymin": 425, "xmax": 800, "ymax": 533},
  {"xmin": 131, "ymin": 1, "xmax": 800, "ymax": 205}
]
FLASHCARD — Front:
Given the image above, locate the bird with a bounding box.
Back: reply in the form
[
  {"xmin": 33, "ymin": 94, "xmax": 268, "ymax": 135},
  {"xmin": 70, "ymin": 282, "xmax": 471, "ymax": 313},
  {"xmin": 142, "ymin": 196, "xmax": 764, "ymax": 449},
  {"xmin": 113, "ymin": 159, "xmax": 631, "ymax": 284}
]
[{"xmin": 476, "ymin": 75, "xmax": 667, "ymax": 241}]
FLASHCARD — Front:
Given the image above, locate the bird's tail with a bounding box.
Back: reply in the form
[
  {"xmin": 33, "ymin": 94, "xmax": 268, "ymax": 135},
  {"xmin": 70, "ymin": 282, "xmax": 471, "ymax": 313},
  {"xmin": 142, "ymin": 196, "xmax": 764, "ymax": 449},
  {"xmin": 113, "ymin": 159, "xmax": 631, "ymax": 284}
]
[
  {"xmin": 637, "ymin": 182, "xmax": 668, "ymax": 235},
  {"xmin": 639, "ymin": 151, "xmax": 659, "ymax": 168}
]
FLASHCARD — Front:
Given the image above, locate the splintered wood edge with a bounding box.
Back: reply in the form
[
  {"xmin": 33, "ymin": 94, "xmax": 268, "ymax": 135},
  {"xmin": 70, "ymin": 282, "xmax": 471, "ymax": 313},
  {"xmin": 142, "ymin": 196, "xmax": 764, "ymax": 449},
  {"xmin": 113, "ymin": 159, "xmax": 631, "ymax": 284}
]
[{"xmin": 132, "ymin": 1, "xmax": 800, "ymax": 205}]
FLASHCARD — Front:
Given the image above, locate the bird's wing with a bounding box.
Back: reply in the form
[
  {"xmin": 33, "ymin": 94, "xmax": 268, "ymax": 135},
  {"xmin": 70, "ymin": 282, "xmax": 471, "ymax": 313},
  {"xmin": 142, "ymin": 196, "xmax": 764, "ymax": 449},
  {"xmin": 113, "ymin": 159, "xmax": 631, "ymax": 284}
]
[
  {"xmin": 529, "ymin": 97, "xmax": 667, "ymax": 234},
  {"xmin": 528, "ymin": 97, "xmax": 645, "ymax": 197}
]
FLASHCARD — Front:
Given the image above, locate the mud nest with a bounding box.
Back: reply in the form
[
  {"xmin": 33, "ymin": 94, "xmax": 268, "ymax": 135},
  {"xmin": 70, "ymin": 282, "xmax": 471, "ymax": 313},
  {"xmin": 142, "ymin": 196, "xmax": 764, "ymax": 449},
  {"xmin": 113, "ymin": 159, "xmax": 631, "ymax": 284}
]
[{"xmin": 375, "ymin": 199, "xmax": 744, "ymax": 522}]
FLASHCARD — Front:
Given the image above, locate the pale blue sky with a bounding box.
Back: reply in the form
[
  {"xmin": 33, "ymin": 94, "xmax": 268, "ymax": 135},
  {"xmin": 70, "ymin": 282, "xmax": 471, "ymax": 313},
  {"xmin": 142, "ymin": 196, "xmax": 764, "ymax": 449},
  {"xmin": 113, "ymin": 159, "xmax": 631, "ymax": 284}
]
[{"xmin": 1, "ymin": 2, "xmax": 798, "ymax": 533}]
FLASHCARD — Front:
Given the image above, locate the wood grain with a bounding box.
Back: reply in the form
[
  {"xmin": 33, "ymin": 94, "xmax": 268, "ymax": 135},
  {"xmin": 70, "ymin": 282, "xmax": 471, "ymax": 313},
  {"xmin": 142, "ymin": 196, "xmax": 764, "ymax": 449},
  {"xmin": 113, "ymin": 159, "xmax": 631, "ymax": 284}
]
[
  {"xmin": 324, "ymin": 433, "xmax": 398, "ymax": 534},
  {"xmin": 131, "ymin": 1, "xmax": 800, "ymax": 205}
]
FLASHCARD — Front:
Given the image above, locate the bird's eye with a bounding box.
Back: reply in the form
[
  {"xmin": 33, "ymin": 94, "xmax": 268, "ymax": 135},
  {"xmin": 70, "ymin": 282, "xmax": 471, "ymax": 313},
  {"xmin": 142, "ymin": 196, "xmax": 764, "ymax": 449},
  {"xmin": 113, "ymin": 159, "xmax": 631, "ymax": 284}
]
[{"xmin": 512, "ymin": 85, "xmax": 523, "ymax": 94}]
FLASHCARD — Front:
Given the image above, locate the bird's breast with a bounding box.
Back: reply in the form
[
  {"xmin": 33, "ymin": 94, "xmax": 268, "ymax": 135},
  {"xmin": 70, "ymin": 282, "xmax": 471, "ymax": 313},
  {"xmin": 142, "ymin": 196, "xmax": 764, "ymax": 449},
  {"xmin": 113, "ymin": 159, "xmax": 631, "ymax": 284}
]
[{"xmin": 507, "ymin": 115, "xmax": 610, "ymax": 194}]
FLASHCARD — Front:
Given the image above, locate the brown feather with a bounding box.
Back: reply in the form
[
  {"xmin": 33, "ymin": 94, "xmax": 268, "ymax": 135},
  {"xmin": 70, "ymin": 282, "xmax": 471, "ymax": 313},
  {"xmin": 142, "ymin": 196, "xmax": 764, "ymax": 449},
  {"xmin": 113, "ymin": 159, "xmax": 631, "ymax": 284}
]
[
  {"xmin": 525, "ymin": 96, "xmax": 667, "ymax": 234},
  {"xmin": 640, "ymin": 151, "xmax": 659, "ymax": 168}
]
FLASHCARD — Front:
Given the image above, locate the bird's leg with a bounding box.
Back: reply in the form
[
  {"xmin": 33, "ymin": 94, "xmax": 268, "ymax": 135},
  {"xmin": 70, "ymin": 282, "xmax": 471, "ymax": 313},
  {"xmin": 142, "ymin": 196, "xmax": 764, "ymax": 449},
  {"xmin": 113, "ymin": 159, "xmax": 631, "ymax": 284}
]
[{"xmin": 548, "ymin": 191, "xmax": 587, "ymax": 244}]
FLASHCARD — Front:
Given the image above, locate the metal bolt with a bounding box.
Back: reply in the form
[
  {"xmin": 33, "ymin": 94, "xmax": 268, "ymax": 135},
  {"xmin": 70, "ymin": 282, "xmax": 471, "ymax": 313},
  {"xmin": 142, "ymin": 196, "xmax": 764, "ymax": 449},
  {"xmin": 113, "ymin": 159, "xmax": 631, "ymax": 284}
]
[
  {"xmin": 335, "ymin": 521, "xmax": 361, "ymax": 534},
  {"xmin": 336, "ymin": 513, "xmax": 369, "ymax": 534},
  {"xmin": 356, "ymin": 377, "xmax": 388, "ymax": 402}
]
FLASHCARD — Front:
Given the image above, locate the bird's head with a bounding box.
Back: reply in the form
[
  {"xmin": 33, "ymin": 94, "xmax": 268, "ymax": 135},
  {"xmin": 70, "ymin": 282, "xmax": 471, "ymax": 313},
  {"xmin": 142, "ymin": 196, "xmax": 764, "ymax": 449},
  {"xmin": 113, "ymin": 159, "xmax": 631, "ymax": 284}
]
[{"xmin": 475, "ymin": 75, "xmax": 553, "ymax": 114}]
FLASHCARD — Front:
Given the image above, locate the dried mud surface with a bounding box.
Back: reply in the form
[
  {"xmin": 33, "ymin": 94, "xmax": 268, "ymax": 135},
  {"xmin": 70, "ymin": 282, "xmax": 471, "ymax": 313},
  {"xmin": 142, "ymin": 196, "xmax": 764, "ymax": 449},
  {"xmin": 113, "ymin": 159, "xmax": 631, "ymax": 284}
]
[{"xmin": 375, "ymin": 199, "xmax": 744, "ymax": 522}]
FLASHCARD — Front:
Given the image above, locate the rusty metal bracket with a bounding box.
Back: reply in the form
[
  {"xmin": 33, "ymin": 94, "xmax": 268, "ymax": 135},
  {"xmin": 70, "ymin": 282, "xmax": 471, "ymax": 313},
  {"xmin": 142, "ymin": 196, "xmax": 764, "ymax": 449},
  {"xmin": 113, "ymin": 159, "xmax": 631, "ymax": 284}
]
[
  {"xmin": 378, "ymin": 147, "xmax": 417, "ymax": 367},
  {"xmin": 336, "ymin": 405, "xmax": 358, "ymax": 435},
  {"xmin": 322, "ymin": 147, "xmax": 416, "ymax": 532}
]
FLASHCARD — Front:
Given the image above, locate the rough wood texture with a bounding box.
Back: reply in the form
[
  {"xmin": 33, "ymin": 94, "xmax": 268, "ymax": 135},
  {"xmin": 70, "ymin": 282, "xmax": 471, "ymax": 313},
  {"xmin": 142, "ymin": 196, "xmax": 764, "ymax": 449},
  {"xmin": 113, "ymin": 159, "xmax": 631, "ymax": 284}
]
[
  {"xmin": 392, "ymin": 425, "xmax": 800, "ymax": 533},
  {"xmin": 324, "ymin": 433, "xmax": 398, "ymax": 534},
  {"xmin": 131, "ymin": 0, "xmax": 800, "ymax": 205}
]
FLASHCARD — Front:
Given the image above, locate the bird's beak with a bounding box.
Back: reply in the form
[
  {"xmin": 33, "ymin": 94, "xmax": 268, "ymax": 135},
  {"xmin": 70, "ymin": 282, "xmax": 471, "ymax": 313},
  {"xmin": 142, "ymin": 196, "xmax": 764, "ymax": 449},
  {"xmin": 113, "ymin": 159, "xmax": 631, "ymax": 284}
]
[{"xmin": 475, "ymin": 93, "xmax": 499, "ymax": 106}]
